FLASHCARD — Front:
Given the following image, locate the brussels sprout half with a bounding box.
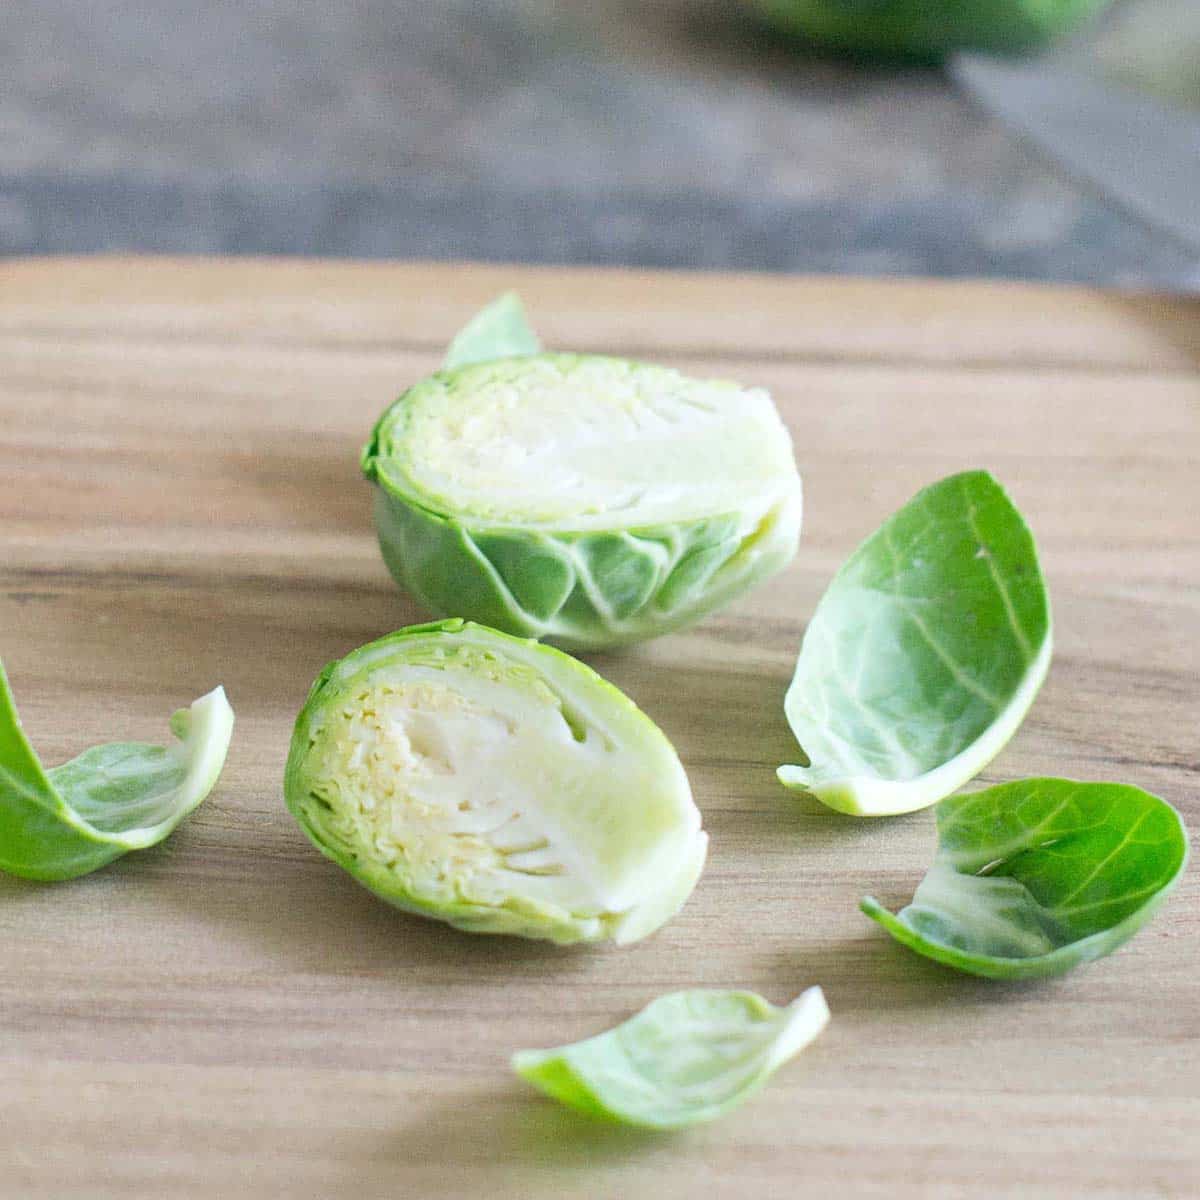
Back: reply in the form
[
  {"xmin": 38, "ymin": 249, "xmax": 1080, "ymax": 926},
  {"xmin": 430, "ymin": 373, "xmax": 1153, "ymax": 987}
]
[
  {"xmin": 362, "ymin": 308, "xmax": 802, "ymax": 649},
  {"xmin": 284, "ymin": 620, "xmax": 707, "ymax": 945}
]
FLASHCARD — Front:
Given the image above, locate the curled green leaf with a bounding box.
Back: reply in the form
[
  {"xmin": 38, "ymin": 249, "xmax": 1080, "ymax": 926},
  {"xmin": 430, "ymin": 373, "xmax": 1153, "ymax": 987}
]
[
  {"xmin": 862, "ymin": 779, "xmax": 1189, "ymax": 979},
  {"xmin": 0, "ymin": 661, "xmax": 234, "ymax": 881},
  {"xmin": 284, "ymin": 619, "xmax": 706, "ymax": 945},
  {"xmin": 362, "ymin": 298, "xmax": 802, "ymax": 649},
  {"xmin": 779, "ymin": 470, "xmax": 1051, "ymax": 815},
  {"xmin": 513, "ymin": 986, "xmax": 829, "ymax": 1129}
]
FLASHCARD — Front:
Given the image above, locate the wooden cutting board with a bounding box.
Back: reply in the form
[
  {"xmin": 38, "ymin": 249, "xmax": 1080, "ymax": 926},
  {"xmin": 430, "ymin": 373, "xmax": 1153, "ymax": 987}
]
[{"xmin": 1, "ymin": 258, "xmax": 1197, "ymax": 1199}]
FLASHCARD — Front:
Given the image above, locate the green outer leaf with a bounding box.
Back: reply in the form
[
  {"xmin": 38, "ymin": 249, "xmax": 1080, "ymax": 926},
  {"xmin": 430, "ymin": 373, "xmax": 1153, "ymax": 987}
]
[
  {"xmin": 512, "ymin": 986, "xmax": 829, "ymax": 1129},
  {"xmin": 0, "ymin": 661, "xmax": 234, "ymax": 881},
  {"xmin": 367, "ymin": 487, "xmax": 796, "ymax": 650},
  {"xmin": 862, "ymin": 779, "xmax": 1189, "ymax": 979},
  {"xmin": 442, "ymin": 292, "xmax": 540, "ymax": 370},
  {"xmin": 779, "ymin": 470, "xmax": 1051, "ymax": 816},
  {"xmin": 283, "ymin": 619, "xmax": 707, "ymax": 944}
]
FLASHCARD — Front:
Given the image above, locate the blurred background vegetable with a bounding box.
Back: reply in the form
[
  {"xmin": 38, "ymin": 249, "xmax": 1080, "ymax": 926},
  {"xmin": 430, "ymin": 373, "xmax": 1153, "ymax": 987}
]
[
  {"xmin": 3, "ymin": 0, "xmax": 1196, "ymax": 288},
  {"xmin": 749, "ymin": 0, "xmax": 1115, "ymax": 59}
]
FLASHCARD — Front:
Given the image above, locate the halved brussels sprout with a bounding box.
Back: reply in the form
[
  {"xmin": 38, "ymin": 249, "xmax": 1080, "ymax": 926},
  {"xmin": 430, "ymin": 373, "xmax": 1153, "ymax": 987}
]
[
  {"xmin": 362, "ymin": 300, "xmax": 802, "ymax": 649},
  {"xmin": 283, "ymin": 620, "xmax": 707, "ymax": 944}
]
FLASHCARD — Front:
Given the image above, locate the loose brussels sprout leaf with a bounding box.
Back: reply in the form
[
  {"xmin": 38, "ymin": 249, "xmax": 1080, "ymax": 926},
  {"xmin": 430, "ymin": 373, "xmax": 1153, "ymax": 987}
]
[
  {"xmin": 512, "ymin": 986, "xmax": 829, "ymax": 1129},
  {"xmin": 0, "ymin": 661, "xmax": 234, "ymax": 881},
  {"xmin": 862, "ymin": 779, "xmax": 1189, "ymax": 979},
  {"xmin": 778, "ymin": 471, "xmax": 1051, "ymax": 816},
  {"xmin": 442, "ymin": 291, "xmax": 540, "ymax": 370},
  {"xmin": 283, "ymin": 619, "xmax": 707, "ymax": 944},
  {"xmin": 362, "ymin": 302, "xmax": 802, "ymax": 649}
]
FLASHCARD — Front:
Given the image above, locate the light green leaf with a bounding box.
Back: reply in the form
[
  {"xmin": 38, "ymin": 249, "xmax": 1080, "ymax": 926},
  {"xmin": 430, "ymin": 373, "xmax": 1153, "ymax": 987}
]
[
  {"xmin": 513, "ymin": 986, "xmax": 829, "ymax": 1129},
  {"xmin": 442, "ymin": 292, "xmax": 541, "ymax": 370},
  {"xmin": 778, "ymin": 470, "xmax": 1050, "ymax": 815},
  {"xmin": 284, "ymin": 619, "xmax": 707, "ymax": 944},
  {"xmin": 363, "ymin": 352, "xmax": 802, "ymax": 649},
  {"xmin": 0, "ymin": 661, "xmax": 234, "ymax": 881},
  {"xmin": 862, "ymin": 779, "xmax": 1189, "ymax": 979}
]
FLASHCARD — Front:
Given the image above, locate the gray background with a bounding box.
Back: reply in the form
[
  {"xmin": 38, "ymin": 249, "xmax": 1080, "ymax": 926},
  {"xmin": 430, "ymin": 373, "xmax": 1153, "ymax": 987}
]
[{"xmin": 3, "ymin": 0, "xmax": 1196, "ymax": 284}]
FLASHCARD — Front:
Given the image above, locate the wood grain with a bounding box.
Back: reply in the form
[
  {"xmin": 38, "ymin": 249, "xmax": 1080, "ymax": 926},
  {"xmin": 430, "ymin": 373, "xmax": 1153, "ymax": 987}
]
[{"xmin": 1, "ymin": 257, "xmax": 1197, "ymax": 1200}]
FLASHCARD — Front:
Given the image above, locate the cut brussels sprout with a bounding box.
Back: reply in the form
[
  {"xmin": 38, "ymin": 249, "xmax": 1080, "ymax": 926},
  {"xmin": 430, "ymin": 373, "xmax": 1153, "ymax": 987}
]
[
  {"xmin": 362, "ymin": 299, "xmax": 802, "ymax": 649},
  {"xmin": 862, "ymin": 779, "xmax": 1189, "ymax": 979},
  {"xmin": 0, "ymin": 661, "xmax": 234, "ymax": 881},
  {"xmin": 283, "ymin": 619, "xmax": 706, "ymax": 944},
  {"xmin": 513, "ymin": 986, "xmax": 829, "ymax": 1128},
  {"xmin": 779, "ymin": 471, "xmax": 1051, "ymax": 816}
]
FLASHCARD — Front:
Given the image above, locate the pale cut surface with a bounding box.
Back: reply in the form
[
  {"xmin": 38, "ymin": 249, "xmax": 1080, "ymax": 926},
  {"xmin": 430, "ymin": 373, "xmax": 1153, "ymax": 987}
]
[
  {"xmin": 374, "ymin": 353, "xmax": 800, "ymax": 530},
  {"xmin": 304, "ymin": 664, "xmax": 691, "ymax": 921}
]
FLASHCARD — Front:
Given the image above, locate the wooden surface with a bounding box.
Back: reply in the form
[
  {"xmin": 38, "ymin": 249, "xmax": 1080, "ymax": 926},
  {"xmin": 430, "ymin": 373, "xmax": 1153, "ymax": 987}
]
[{"xmin": 1, "ymin": 257, "xmax": 1198, "ymax": 1199}]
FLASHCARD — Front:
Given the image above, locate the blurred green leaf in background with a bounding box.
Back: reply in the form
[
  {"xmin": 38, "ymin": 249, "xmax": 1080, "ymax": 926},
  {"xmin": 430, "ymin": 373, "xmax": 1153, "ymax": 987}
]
[{"xmin": 748, "ymin": 0, "xmax": 1115, "ymax": 59}]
